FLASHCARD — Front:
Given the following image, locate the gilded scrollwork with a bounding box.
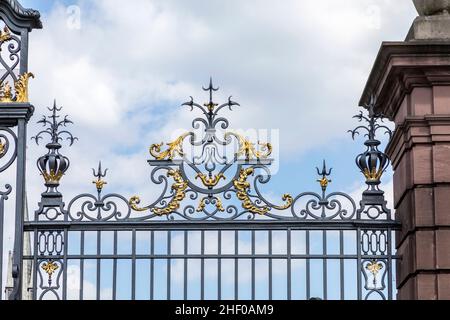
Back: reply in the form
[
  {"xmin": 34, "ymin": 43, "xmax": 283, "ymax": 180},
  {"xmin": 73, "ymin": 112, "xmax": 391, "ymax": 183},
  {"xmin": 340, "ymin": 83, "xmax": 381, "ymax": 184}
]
[
  {"xmin": 225, "ymin": 132, "xmax": 272, "ymax": 160},
  {"xmin": 197, "ymin": 196, "xmax": 225, "ymax": 212},
  {"xmin": 150, "ymin": 133, "xmax": 191, "ymax": 160},
  {"xmin": 196, "ymin": 172, "xmax": 226, "ymax": 188},
  {"xmin": 233, "ymin": 168, "xmax": 292, "ymax": 215},
  {"xmin": 151, "ymin": 169, "xmax": 188, "ymax": 215}
]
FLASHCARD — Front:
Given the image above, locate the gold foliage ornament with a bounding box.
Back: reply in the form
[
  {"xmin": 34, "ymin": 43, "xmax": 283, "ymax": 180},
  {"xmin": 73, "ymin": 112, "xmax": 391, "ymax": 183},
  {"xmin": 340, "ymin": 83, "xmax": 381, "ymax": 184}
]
[
  {"xmin": 150, "ymin": 133, "xmax": 191, "ymax": 160},
  {"xmin": 42, "ymin": 169, "xmax": 64, "ymax": 184},
  {"xmin": 0, "ymin": 26, "xmax": 11, "ymax": 46},
  {"xmin": 366, "ymin": 260, "xmax": 383, "ymax": 276},
  {"xmin": 0, "ymin": 72, "xmax": 35, "ymax": 103},
  {"xmin": 234, "ymin": 168, "xmax": 293, "ymax": 215},
  {"xmin": 0, "ymin": 140, "xmax": 5, "ymax": 157},
  {"xmin": 197, "ymin": 196, "xmax": 225, "ymax": 212},
  {"xmin": 225, "ymin": 132, "xmax": 272, "ymax": 161},
  {"xmin": 129, "ymin": 169, "xmax": 188, "ymax": 215},
  {"xmin": 196, "ymin": 173, "xmax": 226, "ymax": 188},
  {"xmin": 42, "ymin": 260, "xmax": 59, "ymax": 277},
  {"xmin": 363, "ymin": 168, "xmax": 384, "ymax": 182}
]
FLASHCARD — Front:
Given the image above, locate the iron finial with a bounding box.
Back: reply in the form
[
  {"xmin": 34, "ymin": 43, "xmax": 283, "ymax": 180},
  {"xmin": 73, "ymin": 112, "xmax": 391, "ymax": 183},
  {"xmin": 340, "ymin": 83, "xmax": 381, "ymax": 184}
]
[
  {"xmin": 92, "ymin": 161, "xmax": 108, "ymax": 193},
  {"xmin": 316, "ymin": 160, "xmax": 332, "ymax": 192}
]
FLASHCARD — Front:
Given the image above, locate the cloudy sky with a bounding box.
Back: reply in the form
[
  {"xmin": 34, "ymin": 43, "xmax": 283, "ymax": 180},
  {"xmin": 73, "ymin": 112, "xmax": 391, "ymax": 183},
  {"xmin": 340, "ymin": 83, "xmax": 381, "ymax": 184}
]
[
  {"xmin": 2, "ymin": 0, "xmax": 418, "ymax": 298},
  {"xmin": 14, "ymin": 0, "xmax": 417, "ymax": 205}
]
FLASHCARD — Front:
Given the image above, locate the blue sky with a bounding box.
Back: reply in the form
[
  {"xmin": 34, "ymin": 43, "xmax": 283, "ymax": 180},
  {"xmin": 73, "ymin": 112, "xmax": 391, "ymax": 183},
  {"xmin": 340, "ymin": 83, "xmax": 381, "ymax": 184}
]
[{"xmin": 1, "ymin": 0, "xmax": 419, "ymax": 300}]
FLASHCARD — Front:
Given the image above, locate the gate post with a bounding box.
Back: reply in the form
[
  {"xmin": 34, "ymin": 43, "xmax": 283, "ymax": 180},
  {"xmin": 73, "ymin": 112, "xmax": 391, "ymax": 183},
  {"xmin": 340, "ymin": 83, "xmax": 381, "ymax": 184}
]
[
  {"xmin": 0, "ymin": 0, "xmax": 41, "ymax": 300},
  {"xmin": 360, "ymin": 1, "xmax": 450, "ymax": 299}
]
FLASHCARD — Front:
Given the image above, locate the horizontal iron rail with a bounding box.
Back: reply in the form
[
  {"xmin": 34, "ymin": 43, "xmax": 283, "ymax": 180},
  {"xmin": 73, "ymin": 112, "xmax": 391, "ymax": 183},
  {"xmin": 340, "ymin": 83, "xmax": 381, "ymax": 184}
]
[
  {"xmin": 23, "ymin": 254, "xmax": 400, "ymax": 260},
  {"xmin": 24, "ymin": 220, "xmax": 401, "ymax": 231}
]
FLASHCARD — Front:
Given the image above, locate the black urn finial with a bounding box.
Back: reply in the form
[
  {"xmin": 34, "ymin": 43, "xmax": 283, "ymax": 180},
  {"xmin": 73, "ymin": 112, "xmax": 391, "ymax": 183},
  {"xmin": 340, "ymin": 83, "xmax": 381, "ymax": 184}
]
[
  {"xmin": 32, "ymin": 100, "xmax": 77, "ymax": 197},
  {"xmin": 349, "ymin": 95, "xmax": 392, "ymax": 195}
]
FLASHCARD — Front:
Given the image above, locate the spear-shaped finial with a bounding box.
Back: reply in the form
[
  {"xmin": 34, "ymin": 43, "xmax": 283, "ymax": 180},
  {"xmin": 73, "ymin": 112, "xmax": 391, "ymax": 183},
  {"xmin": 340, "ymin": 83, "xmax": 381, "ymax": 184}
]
[
  {"xmin": 316, "ymin": 160, "xmax": 332, "ymax": 192},
  {"xmin": 92, "ymin": 161, "xmax": 108, "ymax": 193},
  {"xmin": 202, "ymin": 77, "xmax": 219, "ymax": 112}
]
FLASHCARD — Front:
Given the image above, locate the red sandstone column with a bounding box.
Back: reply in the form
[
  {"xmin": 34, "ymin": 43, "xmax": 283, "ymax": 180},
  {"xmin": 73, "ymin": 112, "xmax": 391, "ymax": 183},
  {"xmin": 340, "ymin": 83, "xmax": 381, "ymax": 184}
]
[{"xmin": 360, "ymin": 1, "xmax": 450, "ymax": 300}]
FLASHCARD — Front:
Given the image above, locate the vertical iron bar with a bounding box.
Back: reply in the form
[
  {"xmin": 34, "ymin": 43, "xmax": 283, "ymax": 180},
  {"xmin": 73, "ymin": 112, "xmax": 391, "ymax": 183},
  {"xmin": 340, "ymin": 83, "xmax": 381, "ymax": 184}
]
[
  {"xmin": 132, "ymin": 229, "xmax": 136, "ymax": 300},
  {"xmin": 323, "ymin": 230, "xmax": 327, "ymax": 300},
  {"xmin": 339, "ymin": 230, "xmax": 344, "ymax": 300},
  {"xmin": 62, "ymin": 229, "xmax": 68, "ymax": 300},
  {"xmin": 79, "ymin": 231, "xmax": 84, "ymax": 300},
  {"xmin": 306, "ymin": 230, "xmax": 310, "ymax": 300},
  {"xmin": 184, "ymin": 231, "xmax": 187, "ymax": 300},
  {"xmin": 387, "ymin": 229, "xmax": 393, "ymax": 300},
  {"xmin": 10, "ymin": 120, "xmax": 27, "ymax": 300},
  {"xmin": 150, "ymin": 230, "xmax": 154, "ymax": 300},
  {"xmin": 234, "ymin": 230, "xmax": 238, "ymax": 300},
  {"xmin": 19, "ymin": 31, "xmax": 29, "ymax": 74},
  {"xmin": 201, "ymin": 230, "xmax": 204, "ymax": 300},
  {"xmin": 0, "ymin": 194, "xmax": 4, "ymax": 300},
  {"xmin": 112, "ymin": 231, "xmax": 117, "ymax": 301},
  {"xmin": 357, "ymin": 228, "xmax": 362, "ymax": 300},
  {"xmin": 251, "ymin": 230, "xmax": 255, "ymax": 301},
  {"xmin": 287, "ymin": 228, "xmax": 292, "ymax": 301},
  {"xmin": 32, "ymin": 229, "xmax": 38, "ymax": 300},
  {"xmin": 167, "ymin": 230, "xmax": 171, "ymax": 300},
  {"xmin": 218, "ymin": 230, "xmax": 222, "ymax": 301},
  {"xmin": 96, "ymin": 230, "xmax": 100, "ymax": 300},
  {"xmin": 269, "ymin": 230, "xmax": 272, "ymax": 300}
]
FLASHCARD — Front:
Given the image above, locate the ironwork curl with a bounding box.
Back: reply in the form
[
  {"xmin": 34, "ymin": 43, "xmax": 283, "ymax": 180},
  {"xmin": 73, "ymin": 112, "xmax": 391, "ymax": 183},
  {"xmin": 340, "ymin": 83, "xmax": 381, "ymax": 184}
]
[{"xmin": 0, "ymin": 126, "xmax": 17, "ymax": 173}]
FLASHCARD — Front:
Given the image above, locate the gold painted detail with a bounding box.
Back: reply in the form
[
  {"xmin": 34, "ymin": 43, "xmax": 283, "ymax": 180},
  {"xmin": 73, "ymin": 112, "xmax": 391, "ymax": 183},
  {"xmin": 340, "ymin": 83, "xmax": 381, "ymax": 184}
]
[
  {"xmin": 130, "ymin": 170, "xmax": 188, "ymax": 215},
  {"xmin": 225, "ymin": 133, "xmax": 272, "ymax": 161},
  {"xmin": 152, "ymin": 170, "xmax": 188, "ymax": 215},
  {"xmin": 150, "ymin": 133, "xmax": 190, "ymax": 160},
  {"xmin": 234, "ymin": 168, "xmax": 270, "ymax": 215},
  {"xmin": 204, "ymin": 102, "xmax": 218, "ymax": 112},
  {"xmin": 42, "ymin": 169, "xmax": 64, "ymax": 184},
  {"xmin": 129, "ymin": 196, "xmax": 148, "ymax": 212},
  {"xmin": 42, "ymin": 260, "xmax": 59, "ymax": 277},
  {"xmin": 196, "ymin": 173, "xmax": 226, "ymax": 188},
  {"xmin": 93, "ymin": 178, "xmax": 107, "ymax": 192},
  {"xmin": 366, "ymin": 260, "xmax": 383, "ymax": 276},
  {"xmin": 197, "ymin": 196, "xmax": 225, "ymax": 212},
  {"xmin": 234, "ymin": 168, "xmax": 292, "ymax": 215},
  {"xmin": 363, "ymin": 168, "xmax": 383, "ymax": 182},
  {"xmin": 0, "ymin": 140, "xmax": 5, "ymax": 157},
  {"xmin": 318, "ymin": 177, "xmax": 330, "ymax": 189},
  {"xmin": 271, "ymin": 194, "xmax": 294, "ymax": 210},
  {"xmin": 15, "ymin": 72, "xmax": 34, "ymax": 103},
  {"xmin": 0, "ymin": 82, "xmax": 13, "ymax": 102},
  {"xmin": 0, "ymin": 27, "xmax": 11, "ymax": 46},
  {"xmin": 0, "ymin": 72, "xmax": 35, "ymax": 103}
]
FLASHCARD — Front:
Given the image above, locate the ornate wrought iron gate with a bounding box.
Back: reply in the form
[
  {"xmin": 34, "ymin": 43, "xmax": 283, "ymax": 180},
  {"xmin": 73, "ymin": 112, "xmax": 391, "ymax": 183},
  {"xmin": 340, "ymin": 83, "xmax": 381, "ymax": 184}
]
[{"xmin": 0, "ymin": 0, "xmax": 400, "ymax": 301}]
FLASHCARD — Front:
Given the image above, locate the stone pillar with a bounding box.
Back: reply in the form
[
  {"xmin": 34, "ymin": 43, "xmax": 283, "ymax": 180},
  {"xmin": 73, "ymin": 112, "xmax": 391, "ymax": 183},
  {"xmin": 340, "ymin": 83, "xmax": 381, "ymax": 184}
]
[{"xmin": 360, "ymin": 1, "xmax": 450, "ymax": 300}]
